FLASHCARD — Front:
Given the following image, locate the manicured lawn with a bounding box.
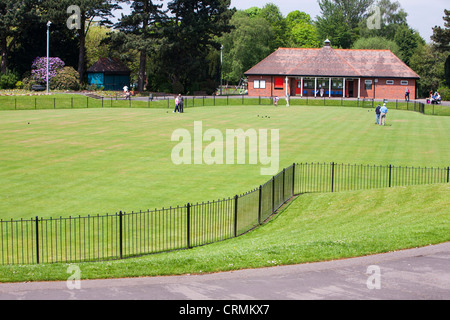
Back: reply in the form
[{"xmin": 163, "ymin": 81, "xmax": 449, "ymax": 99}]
[
  {"xmin": 1, "ymin": 105, "xmax": 449, "ymax": 220},
  {"xmin": 1, "ymin": 183, "xmax": 448, "ymax": 282},
  {"xmin": 0, "ymin": 103, "xmax": 449, "ymax": 282}
]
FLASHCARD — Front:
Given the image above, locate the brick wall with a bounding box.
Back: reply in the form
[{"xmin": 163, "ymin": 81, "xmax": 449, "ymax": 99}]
[
  {"xmin": 248, "ymin": 75, "xmax": 292, "ymax": 97},
  {"xmin": 368, "ymin": 78, "xmax": 416, "ymax": 100},
  {"xmin": 347, "ymin": 78, "xmax": 416, "ymax": 100}
]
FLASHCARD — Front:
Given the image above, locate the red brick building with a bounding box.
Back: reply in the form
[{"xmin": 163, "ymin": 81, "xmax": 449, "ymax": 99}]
[{"xmin": 245, "ymin": 40, "xmax": 420, "ymax": 100}]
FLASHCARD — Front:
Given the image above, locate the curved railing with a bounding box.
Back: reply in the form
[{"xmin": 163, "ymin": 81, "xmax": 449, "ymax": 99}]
[{"xmin": 1, "ymin": 162, "xmax": 449, "ymax": 265}]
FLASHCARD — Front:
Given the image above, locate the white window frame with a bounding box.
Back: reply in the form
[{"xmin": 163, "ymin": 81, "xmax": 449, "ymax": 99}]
[
  {"xmin": 386, "ymin": 80, "xmax": 395, "ymax": 85},
  {"xmin": 400, "ymin": 80, "xmax": 409, "ymax": 86},
  {"xmin": 260, "ymin": 80, "xmax": 266, "ymax": 89},
  {"xmin": 254, "ymin": 80, "xmax": 266, "ymax": 89}
]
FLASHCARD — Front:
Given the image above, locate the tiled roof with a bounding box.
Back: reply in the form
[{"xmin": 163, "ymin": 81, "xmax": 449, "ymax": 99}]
[
  {"xmin": 245, "ymin": 46, "xmax": 420, "ymax": 79},
  {"xmin": 87, "ymin": 58, "xmax": 130, "ymax": 75}
]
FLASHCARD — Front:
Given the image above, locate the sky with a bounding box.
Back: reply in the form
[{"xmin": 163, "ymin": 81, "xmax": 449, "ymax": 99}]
[
  {"xmin": 229, "ymin": 0, "xmax": 448, "ymax": 42},
  {"xmin": 113, "ymin": 0, "xmax": 447, "ymax": 42}
]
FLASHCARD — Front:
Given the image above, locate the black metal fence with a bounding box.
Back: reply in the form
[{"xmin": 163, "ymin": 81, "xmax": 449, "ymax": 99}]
[
  {"xmin": 1, "ymin": 163, "xmax": 448, "ymax": 265},
  {"xmin": 1, "ymin": 94, "xmax": 449, "ymax": 116}
]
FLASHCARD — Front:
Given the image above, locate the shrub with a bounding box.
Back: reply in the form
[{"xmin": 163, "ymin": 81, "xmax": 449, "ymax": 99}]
[
  {"xmin": 437, "ymin": 86, "xmax": 450, "ymax": 101},
  {"xmin": 22, "ymin": 76, "xmax": 39, "ymax": 91},
  {"xmin": 15, "ymin": 81, "xmax": 24, "ymax": 89},
  {"xmin": 0, "ymin": 70, "xmax": 19, "ymax": 89},
  {"xmin": 31, "ymin": 57, "xmax": 65, "ymax": 84},
  {"xmin": 50, "ymin": 67, "xmax": 80, "ymax": 91}
]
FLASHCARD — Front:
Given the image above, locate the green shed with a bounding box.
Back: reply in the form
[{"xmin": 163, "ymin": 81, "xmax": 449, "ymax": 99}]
[{"xmin": 87, "ymin": 58, "xmax": 130, "ymax": 91}]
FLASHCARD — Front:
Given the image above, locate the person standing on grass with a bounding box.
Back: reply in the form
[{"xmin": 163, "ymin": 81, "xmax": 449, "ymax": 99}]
[
  {"xmin": 174, "ymin": 95, "xmax": 180, "ymax": 113},
  {"xmin": 380, "ymin": 103, "xmax": 388, "ymax": 126},
  {"xmin": 179, "ymin": 94, "xmax": 184, "ymax": 113},
  {"xmin": 375, "ymin": 103, "xmax": 381, "ymax": 124},
  {"xmin": 274, "ymin": 96, "xmax": 279, "ymax": 106}
]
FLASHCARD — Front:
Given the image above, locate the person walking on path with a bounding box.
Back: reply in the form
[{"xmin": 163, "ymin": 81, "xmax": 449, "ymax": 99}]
[
  {"xmin": 375, "ymin": 104, "xmax": 381, "ymax": 124},
  {"xmin": 405, "ymin": 88, "xmax": 410, "ymax": 101},
  {"xmin": 380, "ymin": 103, "xmax": 388, "ymax": 126}
]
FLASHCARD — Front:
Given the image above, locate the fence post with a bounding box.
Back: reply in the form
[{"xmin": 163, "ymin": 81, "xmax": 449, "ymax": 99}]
[
  {"xmin": 119, "ymin": 211, "xmax": 123, "ymax": 259},
  {"xmin": 186, "ymin": 203, "xmax": 191, "ymax": 249},
  {"xmin": 272, "ymin": 176, "xmax": 275, "ymax": 213},
  {"xmin": 258, "ymin": 186, "xmax": 262, "ymax": 225},
  {"xmin": 282, "ymin": 169, "xmax": 286, "ymax": 201},
  {"xmin": 331, "ymin": 162, "xmax": 335, "ymax": 192},
  {"xmin": 234, "ymin": 195, "xmax": 238, "ymax": 237},
  {"xmin": 292, "ymin": 163, "xmax": 296, "ymax": 196},
  {"xmin": 389, "ymin": 165, "xmax": 392, "ymax": 188},
  {"xmin": 447, "ymin": 167, "xmax": 449, "ymax": 183},
  {"xmin": 35, "ymin": 216, "xmax": 39, "ymax": 264}
]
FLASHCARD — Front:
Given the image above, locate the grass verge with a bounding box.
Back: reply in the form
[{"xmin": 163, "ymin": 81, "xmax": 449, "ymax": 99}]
[{"xmin": 1, "ymin": 183, "xmax": 448, "ymax": 283}]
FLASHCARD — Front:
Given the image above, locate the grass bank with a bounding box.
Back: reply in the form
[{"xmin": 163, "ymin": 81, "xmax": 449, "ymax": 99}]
[{"xmin": 0, "ymin": 183, "xmax": 448, "ymax": 283}]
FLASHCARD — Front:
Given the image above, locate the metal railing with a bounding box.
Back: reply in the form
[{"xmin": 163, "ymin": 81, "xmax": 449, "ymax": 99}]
[
  {"xmin": 1, "ymin": 94, "xmax": 449, "ymax": 116},
  {"xmin": 1, "ymin": 162, "xmax": 448, "ymax": 265}
]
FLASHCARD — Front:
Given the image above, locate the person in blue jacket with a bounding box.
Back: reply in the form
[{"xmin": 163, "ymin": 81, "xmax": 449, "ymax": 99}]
[
  {"xmin": 380, "ymin": 103, "xmax": 388, "ymax": 126},
  {"xmin": 375, "ymin": 104, "xmax": 381, "ymax": 124}
]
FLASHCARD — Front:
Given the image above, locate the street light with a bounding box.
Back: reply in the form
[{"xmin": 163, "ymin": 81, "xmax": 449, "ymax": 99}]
[
  {"xmin": 220, "ymin": 45, "xmax": 223, "ymax": 96},
  {"xmin": 46, "ymin": 21, "xmax": 52, "ymax": 94}
]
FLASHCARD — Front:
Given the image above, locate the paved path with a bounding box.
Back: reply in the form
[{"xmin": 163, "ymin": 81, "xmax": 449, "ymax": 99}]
[{"xmin": 1, "ymin": 243, "xmax": 449, "ymax": 301}]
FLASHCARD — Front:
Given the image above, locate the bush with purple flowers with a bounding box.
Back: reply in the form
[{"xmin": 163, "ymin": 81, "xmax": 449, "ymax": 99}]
[{"xmin": 31, "ymin": 57, "xmax": 65, "ymax": 84}]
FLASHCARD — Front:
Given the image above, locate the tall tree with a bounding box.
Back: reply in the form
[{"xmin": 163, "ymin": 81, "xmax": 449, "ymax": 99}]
[
  {"xmin": 352, "ymin": 36, "xmax": 401, "ymax": 57},
  {"xmin": 431, "ymin": 9, "xmax": 450, "ymax": 52},
  {"xmin": 410, "ymin": 43, "xmax": 448, "ymax": 96},
  {"xmin": 360, "ymin": 0, "xmax": 408, "ymax": 40},
  {"xmin": 221, "ymin": 10, "xmax": 274, "ymax": 83},
  {"xmin": 157, "ymin": 0, "xmax": 234, "ymax": 93},
  {"xmin": 258, "ymin": 3, "xmax": 287, "ymax": 50},
  {"xmin": 0, "ymin": 0, "xmax": 37, "ymax": 74},
  {"xmin": 316, "ymin": 0, "xmax": 374, "ymax": 48},
  {"xmin": 115, "ymin": 0, "xmax": 165, "ymax": 91},
  {"xmin": 431, "ymin": 9, "xmax": 450, "ymax": 88},
  {"xmin": 285, "ymin": 11, "xmax": 320, "ymax": 48},
  {"xmin": 393, "ymin": 24, "xmax": 424, "ymax": 66},
  {"xmin": 42, "ymin": 0, "xmax": 122, "ymax": 83}
]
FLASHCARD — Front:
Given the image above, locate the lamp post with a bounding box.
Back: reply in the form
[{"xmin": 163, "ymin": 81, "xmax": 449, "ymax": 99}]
[
  {"xmin": 220, "ymin": 45, "xmax": 223, "ymax": 96},
  {"xmin": 46, "ymin": 21, "xmax": 52, "ymax": 94}
]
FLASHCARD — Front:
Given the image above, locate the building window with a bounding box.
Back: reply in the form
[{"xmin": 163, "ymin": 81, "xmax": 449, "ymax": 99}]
[
  {"xmin": 260, "ymin": 80, "xmax": 266, "ymax": 89},
  {"xmin": 303, "ymin": 80, "xmax": 314, "ymax": 89},
  {"xmin": 274, "ymin": 77, "xmax": 284, "ymax": 90},
  {"xmin": 400, "ymin": 80, "xmax": 409, "ymax": 85},
  {"xmin": 365, "ymin": 80, "xmax": 373, "ymax": 90},
  {"xmin": 386, "ymin": 80, "xmax": 394, "ymax": 85},
  {"xmin": 254, "ymin": 80, "xmax": 266, "ymax": 89}
]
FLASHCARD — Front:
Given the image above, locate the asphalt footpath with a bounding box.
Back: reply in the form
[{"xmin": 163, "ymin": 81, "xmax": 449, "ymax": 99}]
[{"xmin": 0, "ymin": 242, "xmax": 449, "ymax": 302}]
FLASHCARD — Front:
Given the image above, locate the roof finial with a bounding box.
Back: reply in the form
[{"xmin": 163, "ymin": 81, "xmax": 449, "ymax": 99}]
[{"xmin": 324, "ymin": 38, "xmax": 331, "ymax": 47}]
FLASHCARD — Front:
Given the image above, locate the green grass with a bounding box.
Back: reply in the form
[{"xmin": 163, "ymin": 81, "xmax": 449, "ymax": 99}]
[
  {"xmin": 0, "ymin": 183, "xmax": 448, "ymax": 282},
  {"xmin": 1, "ymin": 105, "xmax": 450, "ymax": 220},
  {"xmin": 0, "ymin": 103, "xmax": 449, "ymax": 282}
]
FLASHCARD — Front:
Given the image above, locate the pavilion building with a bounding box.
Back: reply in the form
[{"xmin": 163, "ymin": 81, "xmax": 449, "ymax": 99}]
[{"xmin": 244, "ymin": 40, "xmax": 420, "ymax": 100}]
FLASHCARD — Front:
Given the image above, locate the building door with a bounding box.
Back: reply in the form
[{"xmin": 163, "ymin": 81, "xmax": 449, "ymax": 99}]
[
  {"xmin": 347, "ymin": 80, "xmax": 354, "ymax": 97},
  {"xmin": 294, "ymin": 79, "xmax": 302, "ymax": 96}
]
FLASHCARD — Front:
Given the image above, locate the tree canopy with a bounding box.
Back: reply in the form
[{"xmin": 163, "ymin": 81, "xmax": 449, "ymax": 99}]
[{"xmin": 0, "ymin": 0, "xmax": 447, "ymax": 96}]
